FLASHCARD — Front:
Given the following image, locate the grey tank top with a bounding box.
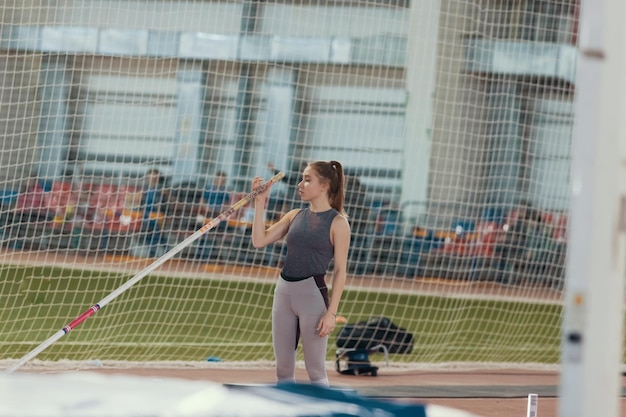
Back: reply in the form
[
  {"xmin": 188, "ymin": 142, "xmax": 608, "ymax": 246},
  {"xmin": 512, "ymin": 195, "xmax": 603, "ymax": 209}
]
[{"xmin": 281, "ymin": 208, "xmax": 339, "ymax": 280}]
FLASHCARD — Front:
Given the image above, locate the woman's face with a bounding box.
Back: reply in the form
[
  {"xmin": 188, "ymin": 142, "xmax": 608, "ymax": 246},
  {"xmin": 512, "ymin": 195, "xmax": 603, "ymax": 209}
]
[{"xmin": 298, "ymin": 166, "xmax": 327, "ymax": 202}]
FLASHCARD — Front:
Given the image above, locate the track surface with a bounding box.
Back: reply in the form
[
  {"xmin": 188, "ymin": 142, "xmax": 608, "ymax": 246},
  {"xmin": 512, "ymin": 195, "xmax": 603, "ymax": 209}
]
[{"xmin": 82, "ymin": 366, "xmax": 626, "ymax": 417}]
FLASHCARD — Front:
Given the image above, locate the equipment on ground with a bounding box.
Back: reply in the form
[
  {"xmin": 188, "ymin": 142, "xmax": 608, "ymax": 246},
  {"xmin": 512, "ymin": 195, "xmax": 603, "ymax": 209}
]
[{"xmin": 335, "ymin": 317, "xmax": 414, "ymax": 376}]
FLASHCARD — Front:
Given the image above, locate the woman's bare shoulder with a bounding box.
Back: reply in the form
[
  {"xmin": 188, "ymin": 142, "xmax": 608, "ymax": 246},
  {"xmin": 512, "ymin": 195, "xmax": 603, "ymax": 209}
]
[
  {"xmin": 281, "ymin": 208, "xmax": 301, "ymax": 223},
  {"xmin": 332, "ymin": 212, "xmax": 351, "ymax": 230}
]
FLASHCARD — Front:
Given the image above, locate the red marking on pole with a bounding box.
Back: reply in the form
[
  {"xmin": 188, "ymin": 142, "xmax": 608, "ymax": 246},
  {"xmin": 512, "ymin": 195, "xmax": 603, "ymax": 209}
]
[{"xmin": 63, "ymin": 304, "xmax": 101, "ymax": 334}]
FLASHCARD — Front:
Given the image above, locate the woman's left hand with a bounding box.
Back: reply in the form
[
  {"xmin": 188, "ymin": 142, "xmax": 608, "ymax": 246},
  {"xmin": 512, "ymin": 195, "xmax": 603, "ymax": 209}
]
[{"xmin": 317, "ymin": 311, "xmax": 336, "ymax": 337}]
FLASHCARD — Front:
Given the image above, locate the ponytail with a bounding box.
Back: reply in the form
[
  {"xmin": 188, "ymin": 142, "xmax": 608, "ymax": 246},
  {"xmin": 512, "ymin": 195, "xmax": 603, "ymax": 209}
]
[{"xmin": 309, "ymin": 160, "xmax": 346, "ymax": 215}]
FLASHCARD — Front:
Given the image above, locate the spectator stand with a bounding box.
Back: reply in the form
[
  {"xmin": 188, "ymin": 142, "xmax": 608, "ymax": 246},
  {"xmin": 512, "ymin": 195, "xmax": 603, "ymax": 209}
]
[
  {"xmin": 1, "ymin": 177, "xmax": 568, "ymax": 286},
  {"xmin": 420, "ymin": 220, "xmax": 476, "ymax": 281},
  {"xmin": 419, "ymin": 213, "xmax": 503, "ymax": 282},
  {"xmin": 360, "ymin": 201, "xmax": 404, "ymax": 276},
  {"xmin": 468, "ymin": 207, "xmax": 567, "ymax": 287},
  {"xmin": 160, "ymin": 188, "xmax": 257, "ymax": 265},
  {"xmin": 125, "ymin": 184, "xmax": 281, "ymax": 266},
  {"xmin": 0, "ymin": 189, "xmax": 20, "ymax": 243},
  {"xmin": 55, "ymin": 180, "xmax": 144, "ymax": 255},
  {"xmin": 170, "ymin": 187, "xmax": 236, "ymax": 263},
  {"xmin": 513, "ymin": 210, "xmax": 567, "ymax": 288},
  {"xmin": 4, "ymin": 178, "xmax": 52, "ymax": 250},
  {"xmin": 159, "ymin": 181, "xmax": 205, "ymax": 260},
  {"xmin": 0, "ymin": 189, "xmax": 19, "ymax": 208},
  {"xmin": 39, "ymin": 181, "xmax": 78, "ymax": 250},
  {"xmin": 545, "ymin": 212, "xmax": 567, "ymax": 289},
  {"xmin": 395, "ymin": 226, "xmax": 443, "ymax": 279}
]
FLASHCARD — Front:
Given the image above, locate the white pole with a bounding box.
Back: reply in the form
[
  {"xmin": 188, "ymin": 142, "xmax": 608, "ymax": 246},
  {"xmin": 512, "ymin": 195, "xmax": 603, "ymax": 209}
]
[
  {"xmin": 526, "ymin": 393, "xmax": 538, "ymax": 417},
  {"xmin": 558, "ymin": 0, "xmax": 625, "ymax": 416},
  {"xmin": 5, "ymin": 172, "xmax": 284, "ymax": 373}
]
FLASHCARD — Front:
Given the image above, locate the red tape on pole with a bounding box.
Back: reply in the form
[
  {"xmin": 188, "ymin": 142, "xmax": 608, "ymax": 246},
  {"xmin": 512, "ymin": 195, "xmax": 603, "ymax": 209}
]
[{"xmin": 63, "ymin": 305, "xmax": 101, "ymax": 334}]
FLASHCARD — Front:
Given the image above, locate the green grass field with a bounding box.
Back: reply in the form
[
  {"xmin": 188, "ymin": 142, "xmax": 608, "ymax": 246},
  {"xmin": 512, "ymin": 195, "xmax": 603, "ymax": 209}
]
[{"xmin": 0, "ymin": 264, "xmax": 563, "ymax": 365}]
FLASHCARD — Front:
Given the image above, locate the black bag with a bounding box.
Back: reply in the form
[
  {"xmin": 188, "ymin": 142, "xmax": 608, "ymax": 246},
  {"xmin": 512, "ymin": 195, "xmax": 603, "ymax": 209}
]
[{"xmin": 335, "ymin": 316, "xmax": 414, "ymax": 354}]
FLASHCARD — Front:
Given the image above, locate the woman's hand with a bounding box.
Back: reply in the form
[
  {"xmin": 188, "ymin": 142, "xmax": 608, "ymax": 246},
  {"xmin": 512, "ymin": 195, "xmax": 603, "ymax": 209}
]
[
  {"xmin": 316, "ymin": 311, "xmax": 336, "ymax": 337},
  {"xmin": 252, "ymin": 176, "xmax": 271, "ymax": 205}
]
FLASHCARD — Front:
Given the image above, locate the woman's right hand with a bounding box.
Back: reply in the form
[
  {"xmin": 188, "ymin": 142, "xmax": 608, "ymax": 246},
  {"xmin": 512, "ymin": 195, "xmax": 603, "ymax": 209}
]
[{"xmin": 253, "ymin": 176, "xmax": 271, "ymax": 205}]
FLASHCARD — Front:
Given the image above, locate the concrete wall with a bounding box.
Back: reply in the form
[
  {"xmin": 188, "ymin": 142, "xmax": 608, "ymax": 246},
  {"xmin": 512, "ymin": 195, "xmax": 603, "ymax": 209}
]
[
  {"xmin": 0, "ymin": 0, "xmax": 576, "ymax": 226},
  {"xmin": 427, "ymin": 0, "xmax": 490, "ymax": 226},
  {"xmin": 0, "ymin": 54, "xmax": 43, "ymax": 189},
  {"xmin": 5, "ymin": 0, "xmax": 407, "ymax": 38}
]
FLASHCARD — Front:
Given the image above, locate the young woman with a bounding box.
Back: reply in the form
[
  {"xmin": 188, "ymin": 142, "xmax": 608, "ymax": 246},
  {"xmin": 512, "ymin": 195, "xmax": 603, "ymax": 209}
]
[{"xmin": 251, "ymin": 160, "xmax": 351, "ymax": 386}]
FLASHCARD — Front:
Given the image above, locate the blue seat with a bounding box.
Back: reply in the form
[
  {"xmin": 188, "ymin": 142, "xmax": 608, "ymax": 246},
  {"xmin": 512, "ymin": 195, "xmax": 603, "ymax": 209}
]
[
  {"xmin": 0, "ymin": 189, "xmax": 19, "ymax": 207},
  {"xmin": 452, "ymin": 219, "xmax": 475, "ymax": 236},
  {"xmin": 482, "ymin": 206, "xmax": 506, "ymax": 224},
  {"xmin": 374, "ymin": 207, "xmax": 403, "ymax": 236}
]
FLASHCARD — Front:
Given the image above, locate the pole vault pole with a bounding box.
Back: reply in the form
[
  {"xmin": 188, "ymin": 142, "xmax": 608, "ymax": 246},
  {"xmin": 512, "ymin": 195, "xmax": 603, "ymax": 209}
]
[{"xmin": 6, "ymin": 172, "xmax": 284, "ymax": 373}]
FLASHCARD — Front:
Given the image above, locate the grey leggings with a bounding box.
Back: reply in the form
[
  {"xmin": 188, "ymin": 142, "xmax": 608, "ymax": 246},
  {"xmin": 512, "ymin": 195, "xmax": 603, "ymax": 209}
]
[{"xmin": 272, "ymin": 275, "xmax": 329, "ymax": 386}]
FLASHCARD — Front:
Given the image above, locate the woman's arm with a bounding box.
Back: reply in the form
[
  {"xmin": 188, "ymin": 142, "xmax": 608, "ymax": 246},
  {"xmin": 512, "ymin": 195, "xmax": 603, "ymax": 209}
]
[
  {"xmin": 251, "ymin": 208, "xmax": 297, "ymax": 248},
  {"xmin": 317, "ymin": 215, "xmax": 351, "ymax": 337},
  {"xmin": 250, "ymin": 176, "xmax": 297, "ymax": 248}
]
